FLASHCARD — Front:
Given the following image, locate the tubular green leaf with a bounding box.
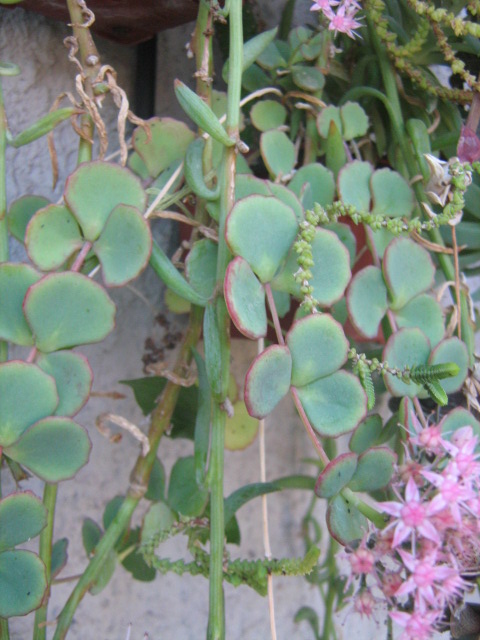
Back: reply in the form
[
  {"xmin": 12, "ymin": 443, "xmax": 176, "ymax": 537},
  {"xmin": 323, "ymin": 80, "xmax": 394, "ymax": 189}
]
[
  {"xmin": 185, "ymin": 138, "xmax": 220, "ymax": 201},
  {"xmin": 149, "ymin": 240, "xmax": 207, "ymax": 307},
  {"xmin": 222, "ymin": 27, "xmax": 278, "ymax": 81},
  {"xmin": 174, "ymin": 80, "xmax": 235, "ymax": 148},
  {"xmin": 10, "ymin": 108, "xmax": 78, "ymax": 148}
]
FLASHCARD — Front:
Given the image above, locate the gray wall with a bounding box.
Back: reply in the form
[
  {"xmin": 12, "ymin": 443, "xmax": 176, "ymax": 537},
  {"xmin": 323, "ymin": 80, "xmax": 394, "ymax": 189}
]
[{"xmin": 0, "ymin": 4, "xmax": 361, "ymax": 640}]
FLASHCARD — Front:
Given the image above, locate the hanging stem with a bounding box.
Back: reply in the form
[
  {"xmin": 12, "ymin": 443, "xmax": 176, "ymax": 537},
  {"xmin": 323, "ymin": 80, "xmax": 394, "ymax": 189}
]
[
  {"xmin": 33, "ymin": 483, "xmax": 58, "ymax": 640},
  {"xmin": 0, "ymin": 80, "xmax": 9, "ymax": 364}
]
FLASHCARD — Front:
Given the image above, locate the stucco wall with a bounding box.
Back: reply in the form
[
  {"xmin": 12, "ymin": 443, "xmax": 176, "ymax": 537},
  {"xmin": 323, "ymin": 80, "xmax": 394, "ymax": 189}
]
[{"xmin": 0, "ymin": 4, "xmax": 343, "ymax": 639}]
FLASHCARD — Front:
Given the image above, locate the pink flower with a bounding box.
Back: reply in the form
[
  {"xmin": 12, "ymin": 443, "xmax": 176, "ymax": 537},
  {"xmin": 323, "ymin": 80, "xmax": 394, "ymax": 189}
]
[
  {"xmin": 353, "ymin": 589, "xmax": 376, "ymax": 618},
  {"xmin": 389, "ymin": 610, "xmax": 439, "ymax": 640},
  {"xmin": 349, "ymin": 546, "xmax": 375, "ymax": 575},
  {"xmin": 328, "ymin": 4, "xmax": 363, "ymax": 38},
  {"xmin": 379, "ymin": 477, "xmax": 443, "ymax": 548}
]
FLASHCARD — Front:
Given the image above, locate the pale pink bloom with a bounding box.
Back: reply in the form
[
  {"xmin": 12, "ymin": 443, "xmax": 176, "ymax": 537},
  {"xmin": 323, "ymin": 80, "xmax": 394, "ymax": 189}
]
[
  {"xmin": 349, "ymin": 547, "xmax": 375, "ymax": 575},
  {"xmin": 411, "ymin": 424, "xmax": 445, "ymax": 455},
  {"xmin": 389, "ymin": 610, "xmax": 439, "ymax": 640},
  {"xmin": 310, "ymin": 0, "xmax": 339, "ymax": 11},
  {"xmin": 353, "ymin": 589, "xmax": 376, "ymax": 617},
  {"xmin": 328, "ymin": 5, "xmax": 363, "ymax": 38},
  {"xmin": 379, "ymin": 477, "xmax": 443, "ymax": 548},
  {"xmin": 381, "ymin": 570, "xmax": 403, "ymax": 598},
  {"xmin": 422, "ymin": 469, "xmax": 473, "ymax": 522}
]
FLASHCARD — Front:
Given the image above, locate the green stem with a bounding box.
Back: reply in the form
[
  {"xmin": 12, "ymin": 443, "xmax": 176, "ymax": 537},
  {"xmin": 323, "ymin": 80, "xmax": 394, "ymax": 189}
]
[
  {"xmin": 341, "ymin": 487, "xmax": 386, "ymax": 529},
  {"xmin": 0, "ymin": 618, "xmax": 9, "ymax": 639},
  {"xmin": 320, "ymin": 538, "xmax": 338, "ymax": 640},
  {"xmin": 33, "ymin": 484, "xmax": 58, "ymax": 640},
  {"xmin": 206, "ymin": 403, "xmax": 226, "ymax": 640},
  {"xmin": 0, "ymin": 80, "xmax": 9, "ymax": 364},
  {"xmin": 52, "ymin": 308, "xmax": 203, "ymax": 640}
]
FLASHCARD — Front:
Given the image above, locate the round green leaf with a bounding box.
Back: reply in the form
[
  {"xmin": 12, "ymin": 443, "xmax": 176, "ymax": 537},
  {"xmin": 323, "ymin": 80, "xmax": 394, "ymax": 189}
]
[
  {"xmin": 185, "ymin": 239, "xmax": 218, "ymax": 299},
  {"xmin": 250, "ymin": 100, "xmax": 287, "ymax": 131},
  {"xmin": 0, "ymin": 263, "xmax": 42, "ymax": 346},
  {"xmin": 428, "ymin": 337, "xmax": 469, "ymax": 394},
  {"xmin": 270, "ymin": 247, "xmax": 302, "ymax": 297},
  {"xmin": 167, "ymin": 456, "xmax": 208, "ymax": 517},
  {"xmin": 292, "ymin": 65, "xmax": 325, "ymax": 91},
  {"xmin": 5, "ymin": 417, "xmax": 91, "ymax": 483},
  {"xmin": 340, "ymin": 102, "xmax": 369, "ymax": 141},
  {"xmin": 317, "ymin": 106, "xmax": 342, "ymax": 139},
  {"xmin": 288, "ymin": 164, "xmax": 335, "ymax": 210},
  {"xmin": 382, "ymin": 328, "xmax": 431, "ymax": 397},
  {"xmin": 235, "ymin": 174, "xmax": 271, "ymax": 200},
  {"xmin": 225, "ymin": 195, "xmax": 298, "ymax": 283},
  {"xmin": 25, "ymin": 205, "xmax": 83, "ymax": 271},
  {"xmin": 65, "ymin": 161, "xmax": 146, "ymax": 241},
  {"xmin": 0, "ymin": 550, "xmax": 47, "ymax": 618},
  {"xmin": 309, "ymin": 229, "xmax": 352, "ymax": 306},
  {"xmin": 36, "ymin": 351, "xmax": 93, "ymax": 417},
  {"xmin": 244, "ymin": 345, "xmax": 292, "ymax": 419},
  {"xmin": 141, "ymin": 501, "xmax": 176, "ymax": 545},
  {"xmin": 132, "ymin": 117, "xmax": 195, "ymax": 178},
  {"xmin": 7, "ymin": 195, "xmax": 49, "ymax": 244},
  {"xmin": 315, "ymin": 453, "xmax": 358, "ymax": 499},
  {"xmin": 296, "ymin": 371, "xmax": 367, "ymax": 437},
  {"xmin": 94, "ymin": 204, "xmax": 152, "ymax": 287},
  {"xmin": 347, "ymin": 266, "xmax": 388, "ymax": 339},
  {"xmin": 371, "ymin": 169, "xmax": 414, "ymax": 218},
  {"xmin": 326, "ymin": 494, "xmax": 368, "ymax": 546},
  {"xmin": 225, "ymin": 401, "xmax": 259, "ymax": 451},
  {"xmin": 0, "ymin": 492, "xmax": 47, "ymax": 552},
  {"xmin": 164, "ymin": 288, "xmax": 191, "ymax": 314},
  {"xmin": 268, "ymin": 183, "xmax": 304, "ymax": 223},
  {"xmin": 225, "ymin": 257, "xmax": 267, "ymax": 339},
  {"xmin": 24, "ymin": 272, "xmax": 116, "ymax": 352},
  {"xmin": 327, "ymin": 222, "xmax": 357, "ymax": 266},
  {"xmin": 0, "ymin": 362, "xmax": 58, "ymax": 448},
  {"xmin": 394, "ymin": 294, "xmax": 445, "ymax": 347},
  {"xmin": 337, "ymin": 161, "xmax": 373, "ymax": 212},
  {"xmin": 260, "ymin": 130, "xmax": 296, "ymax": 179},
  {"xmin": 347, "ymin": 447, "xmax": 396, "ymax": 492},
  {"xmin": 287, "ymin": 314, "xmax": 348, "ymax": 387},
  {"xmin": 51, "ymin": 538, "xmax": 69, "ymax": 579},
  {"xmin": 383, "ymin": 238, "xmax": 435, "ymax": 311},
  {"xmin": 439, "ymin": 407, "xmax": 480, "ymax": 439},
  {"xmin": 349, "ymin": 414, "xmax": 384, "ymax": 454}
]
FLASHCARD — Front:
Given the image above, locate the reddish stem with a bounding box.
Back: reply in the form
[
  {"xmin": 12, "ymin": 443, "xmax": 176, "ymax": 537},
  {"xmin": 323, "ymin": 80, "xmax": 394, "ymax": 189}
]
[
  {"xmin": 71, "ymin": 241, "xmax": 93, "ymax": 273},
  {"xmin": 265, "ymin": 283, "xmax": 285, "ymax": 346}
]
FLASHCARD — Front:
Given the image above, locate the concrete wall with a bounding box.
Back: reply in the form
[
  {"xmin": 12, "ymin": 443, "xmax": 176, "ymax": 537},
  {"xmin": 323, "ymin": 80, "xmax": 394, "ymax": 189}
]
[{"xmin": 0, "ymin": 4, "xmax": 368, "ymax": 640}]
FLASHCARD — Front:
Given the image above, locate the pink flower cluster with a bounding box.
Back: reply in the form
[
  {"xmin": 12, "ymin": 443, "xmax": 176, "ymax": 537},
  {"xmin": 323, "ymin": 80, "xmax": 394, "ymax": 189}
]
[
  {"xmin": 344, "ymin": 414, "xmax": 480, "ymax": 640},
  {"xmin": 310, "ymin": 0, "xmax": 363, "ymax": 39}
]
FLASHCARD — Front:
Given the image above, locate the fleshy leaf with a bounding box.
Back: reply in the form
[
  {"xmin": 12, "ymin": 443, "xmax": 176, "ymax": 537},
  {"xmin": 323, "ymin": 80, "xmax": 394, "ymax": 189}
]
[
  {"xmin": 288, "ymin": 164, "xmax": 335, "ymax": 210},
  {"xmin": 315, "ymin": 453, "xmax": 358, "ymax": 499},
  {"xmin": 268, "ymin": 183, "xmax": 304, "ymax": 223},
  {"xmin": 326, "ymin": 494, "xmax": 368, "ymax": 545},
  {"xmin": 428, "ymin": 337, "xmax": 469, "ymax": 394},
  {"xmin": 250, "ymin": 100, "xmax": 287, "ymax": 131},
  {"xmin": 36, "ymin": 351, "xmax": 93, "ymax": 417},
  {"xmin": 0, "ymin": 263, "xmax": 42, "ymax": 346},
  {"xmin": 0, "ymin": 361, "xmax": 58, "ymax": 447},
  {"xmin": 141, "ymin": 501, "xmax": 176, "ymax": 545},
  {"xmin": 185, "ymin": 239, "xmax": 218, "ymax": 299},
  {"xmin": 382, "ymin": 328, "xmax": 431, "ymax": 397},
  {"xmin": 309, "ymin": 229, "xmax": 352, "ymax": 306},
  {"xmin": 317, "ymin": 106, "xmax": 342, "ymax": 139},
  {"xmin": 383, "ymin": 238, "xmax": 435, "ymax": 311},
  {"xmin": 291, "ymin": 65, "xmax": 325, "ymax": 92},
  {"xmin": 225, "ymin": 195, "xmax": 298, "ymax": 283},
  {"xmin": 287, "ymin": 314, "xmax": 348, "ymax": 387},
  {"xmin": 340, "ymin": 102, "xmax": 369, "ymax": 141},
  {"xmin": 347, "ymin": 266, "xmax": 388, "ymax": 339},
  {"xmin": 7, "ymin": 195, "xmax": 49, "ymax": 244},
  {"xmin": 25, "ymin": 205, "xmax": 83, "ymax": 271},
  {"xmin": 0, "ymin": 492, "xmax": 47, "ymax": 552},
  {"xmin": 167, "ymin": 456, "xmax": 208, "ymax": 517},
  {"xmin": 296, "ymin": 371, "xmax": 367, "ymax": 437},
  {"xmin": 370, "ymin": 169, "xmax": 414, "ymax": 218},
  {"xmin": 64, "ymin": 161, "xmax": 146, "ymax": 241},
  {"xmin": 327, "ymin": 222, "xmax": 356, "ymax": 266},
  {"xmin": 394, "ymin": 294, "xmax": 444, "ymax": 347},
  {"xmin": 132, "ymin": 117, "xmax": 195, "ymax": 178},
  {"xmin": 224, "ymin": 257, "xmax": 267, "ymax": 339},
  {"xmin": 51, "ymin": 538, "xmax": 68, "ymax": 579},
  {"xmin": 225, "ymin": 401, "xmax": 259, "ymax": 451},
  {"xmin": 439, "ymin": 407, "xmax": 480, "ymax": 439},
  {"xmin": 5, "ymin": 417, "xmax": 91, "ymax": 483},
  {"xmin": 235, "ymin": 174, "xmax": 271, "ymax": 200},
  {"xmin": 0, "ymin": 550, "xmax": 47, "ymax": 618},
  {"xmin": 337, "ymin": 161, "xmax": 373, "ymax": 212},
  {"xmin": 94, "ymin": 204, "xmax": 152, "ymax": 287},
  {"xmin": 244, "ymin": 345, "xmax": 292, "ymax": 419},
  {"xmin": 260, "ymin": 130, "xmax": 296, "ymax": 179},
  {"xmin": 347, "ymin": 447, "xmax": 396, "ymax": 492},
  {"xmin": 24, "ymin": 272, "xmax": 116, "ymax": 352},
  {"xmin": 349, "ymin": 414, "xmax": 384, "ymax": 454}
]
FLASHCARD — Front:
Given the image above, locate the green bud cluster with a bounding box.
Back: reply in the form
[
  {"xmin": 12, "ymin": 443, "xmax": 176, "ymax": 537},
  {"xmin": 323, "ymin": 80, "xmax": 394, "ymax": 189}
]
[{"xmin": 294, "ymin": 210, "xmax": 321, "ymax": 313}]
